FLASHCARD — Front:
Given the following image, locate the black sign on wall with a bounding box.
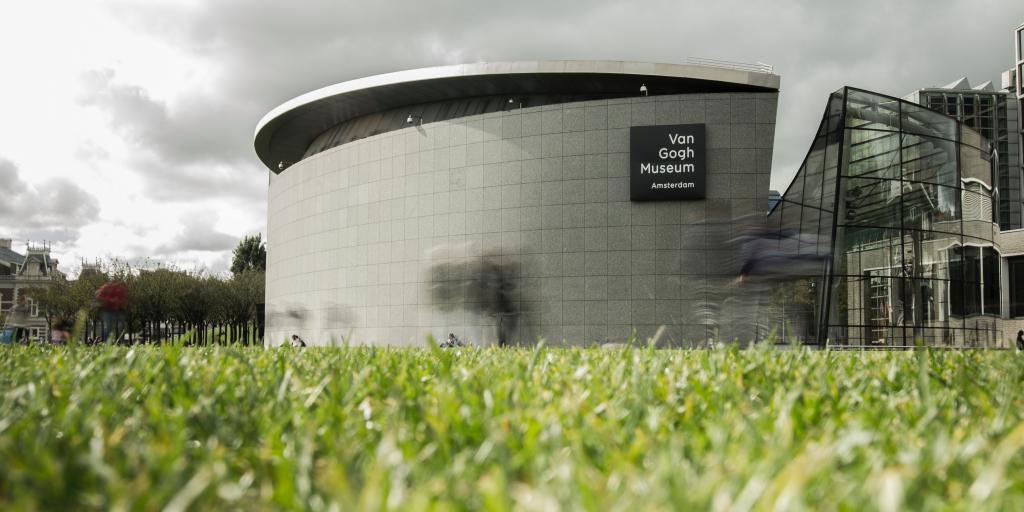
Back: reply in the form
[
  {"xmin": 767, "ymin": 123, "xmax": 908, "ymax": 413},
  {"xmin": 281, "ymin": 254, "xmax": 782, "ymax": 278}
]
[{"xmin": 630, "ymin": 124, "xmax": 706, "ymax": 201}]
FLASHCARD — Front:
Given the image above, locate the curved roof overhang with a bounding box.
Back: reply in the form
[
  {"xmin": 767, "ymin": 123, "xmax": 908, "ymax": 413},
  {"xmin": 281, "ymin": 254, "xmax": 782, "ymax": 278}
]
[{"xmin": 254, "ymin": 60, "xmax": 781, "ymax": 172}]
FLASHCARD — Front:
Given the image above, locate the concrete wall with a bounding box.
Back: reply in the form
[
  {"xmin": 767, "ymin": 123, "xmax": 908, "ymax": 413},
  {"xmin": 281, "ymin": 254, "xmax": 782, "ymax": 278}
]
[{"xmin": 265, "ymin": 92, "xmax": 778, "ymax": 346}]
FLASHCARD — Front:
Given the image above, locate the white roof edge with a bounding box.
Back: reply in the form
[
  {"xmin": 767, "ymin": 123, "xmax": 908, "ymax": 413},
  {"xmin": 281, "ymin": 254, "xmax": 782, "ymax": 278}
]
[
  {"xmin": 973, "ymin": 80, "xmax": 994, "ymax": 91},
  {"xmin": 941, "ymin": 77, "xmax": 971, "ymax": 90},
  {"xmin": 254, "ymin": 60, "xmax": 781, "ymax": 138}
]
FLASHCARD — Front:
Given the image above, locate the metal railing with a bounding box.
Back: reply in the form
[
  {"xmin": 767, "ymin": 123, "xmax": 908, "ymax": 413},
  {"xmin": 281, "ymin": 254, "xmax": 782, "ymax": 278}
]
[
  {"xmin": 687, "ymin": 57, "xmax": 774, "ymax": 75},
  {"xmin": 0, "ymin": 275, "xmax": 52, "ymax": 281}
]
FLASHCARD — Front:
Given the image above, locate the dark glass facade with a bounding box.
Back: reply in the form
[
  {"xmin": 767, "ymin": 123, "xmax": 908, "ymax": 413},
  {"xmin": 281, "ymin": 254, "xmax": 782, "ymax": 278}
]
[{"xmin": 768, "ymin": 87, "xmax": 1000, "ymax": 348}]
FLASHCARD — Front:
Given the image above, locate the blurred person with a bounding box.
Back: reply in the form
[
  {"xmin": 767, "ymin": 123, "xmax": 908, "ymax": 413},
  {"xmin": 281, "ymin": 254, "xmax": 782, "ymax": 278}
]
[
  {"xmin": 290, "ymin": 334, "xmax": 306, "ymax": 347},
  {"xmin": 1017, "ymin": 330, "xmax": 1023, "ymax": 351},
  {"xmin": 7, "ymin": 295, "xmax": 30, "ymax": 343},
  {"xmin": 50, "ymin": 317, "xmax": 72, "ymax": 345},
  {"xmin": 730, "ymin": 227, "xmax": 829, "ymax": 285}
]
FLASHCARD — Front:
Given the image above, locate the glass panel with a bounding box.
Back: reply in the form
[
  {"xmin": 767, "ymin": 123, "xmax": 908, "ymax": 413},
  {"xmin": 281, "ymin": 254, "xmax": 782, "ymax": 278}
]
[
  {"xmin": 802, "ymin": 136, "xmax": 827, "ymax": 208},
  {"xmin": 898, "ymin": 235, "xmax": 958, "ymax": 338},
  {"xmin": 785, "ymin": 163, "xmax": 807, "ymax": 208},
  {"xmin": 914, "ymin": 229, "xmax": 960, "ymax": 282},
  {"xmin": 779, "ymin": 201, "xmax": 801, "ymax": 256},
  {"xmin": 902, "ymin": 184, "xmax": 960, "ymax": 233},
  {"xmin": 839, "ymin": 274, "xmax": 921, "ymax": 347},
  {"xmin": 799, "ymin": 210, "xmax": 821, "ymax": 257},
  {"xmin": 901, "ymin": 102, "xmax": 957, "ymax": 141},
  {"xmin": 820, "ymin": 131, "xmax": 841, "ymax": 214},
  {"xmin": 766, "ymin": 202, "xmax": 782, "ymax": 231},
  {"xmin": 845, "ymin": 89, "xmax": 900, "ymax": 131},
  {"xmin": 839, "ymin": 224, "xmax": 902, "ymax": 277},
  {"xmin": 826, "ymin": 91, "xmax": 845, "ymax": 134},
  {"xmin": 901, "ymin": 134, "xmax": 957, "ymax": 187},
  {"xmin": 817, "ymin": 210, "xmax": 835, "ymax": 258},
  {"xmin": 960, "ymin": 143, "xmax": 993, "ymax": 186},
  {"xmin": 841, "ymin": 177, "xmax": 901, "ymax": 229},
  {"xmin": 846, "ymin": 130, "xmax": 901, "ymax": 179}
]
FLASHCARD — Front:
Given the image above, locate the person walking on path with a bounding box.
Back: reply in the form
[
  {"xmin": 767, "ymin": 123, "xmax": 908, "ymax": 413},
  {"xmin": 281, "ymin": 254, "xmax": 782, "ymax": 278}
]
[{"xmin": 1016, "ymin": 330, "xmax": 1024, "ymax": 351}]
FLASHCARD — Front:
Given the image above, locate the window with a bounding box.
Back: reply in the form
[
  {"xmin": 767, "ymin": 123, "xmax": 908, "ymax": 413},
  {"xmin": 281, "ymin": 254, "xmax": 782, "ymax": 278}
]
[
  {"xmin": 982, "ymin": 247, "xmax": 1000, "ymax": 315},
  {"xmin": 1012, "ymin": 256, "xmax": 1024, "ymax": 317},
  {"xmin": 951, "ymin": 246, "xmax": 1001, "ymax": 317},
  {"xmin": 1018, "ymin": 28, "xmax": 1024, "ymax": 61},
  {"xmin": 964, "ymin": 246, "xmax": 981, "ymax": 316},
  {"xmin": 945, "ymin": 96, "xmax": 959, "ymax": 117},
  {"xmin": 29, "ymin": 299, "xmax": 37, "ymax": 317}
]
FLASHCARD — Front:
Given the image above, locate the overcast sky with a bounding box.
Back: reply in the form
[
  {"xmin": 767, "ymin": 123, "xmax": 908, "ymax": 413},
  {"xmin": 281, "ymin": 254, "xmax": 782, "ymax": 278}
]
[{"xmin": 1, "ymin": 0, "xmax": 1022, "ymax": 275}]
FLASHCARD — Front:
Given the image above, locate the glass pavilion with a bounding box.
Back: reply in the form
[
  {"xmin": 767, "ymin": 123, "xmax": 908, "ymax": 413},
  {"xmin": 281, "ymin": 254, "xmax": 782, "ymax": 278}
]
[{"xmin": 766, "ymin": 87, "xmax": 1001, "ymax": 348}]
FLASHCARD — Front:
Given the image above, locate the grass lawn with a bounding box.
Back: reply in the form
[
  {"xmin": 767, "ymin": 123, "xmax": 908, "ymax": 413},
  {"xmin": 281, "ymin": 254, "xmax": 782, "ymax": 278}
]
[{"xmin": 1, "ymin": 344, "xmax": 1024, "ymax": 510}]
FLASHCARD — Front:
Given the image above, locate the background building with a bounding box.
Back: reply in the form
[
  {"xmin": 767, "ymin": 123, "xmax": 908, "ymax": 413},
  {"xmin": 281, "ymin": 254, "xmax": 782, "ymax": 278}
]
[
  {"xmin": 256, "ymin": 60, "xmax": 781, "ymax": 346},
  {"xmin": 0, "ymin": 239, "xmax": 62, "ymax": 341},
  {"xmin": 904, "ymin": 79, "xmax": 1021, "ymax": 230}
]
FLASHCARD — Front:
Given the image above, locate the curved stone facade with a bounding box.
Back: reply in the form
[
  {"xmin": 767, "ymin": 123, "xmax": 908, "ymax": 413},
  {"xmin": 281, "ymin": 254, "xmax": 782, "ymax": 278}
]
[{"xmin": 266, "ymin": 91, "xmax": 778, "ymax": 346}]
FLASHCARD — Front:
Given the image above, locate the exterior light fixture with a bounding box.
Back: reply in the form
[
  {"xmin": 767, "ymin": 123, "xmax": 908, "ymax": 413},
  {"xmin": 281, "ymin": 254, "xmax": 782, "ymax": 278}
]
[
  {"xmin": 640, "ymin": 83, "xmax": 648, "ymax": 96},
  {"xmin": 406, "ymin": 114, "xmax": 423, "ymax": 125}
]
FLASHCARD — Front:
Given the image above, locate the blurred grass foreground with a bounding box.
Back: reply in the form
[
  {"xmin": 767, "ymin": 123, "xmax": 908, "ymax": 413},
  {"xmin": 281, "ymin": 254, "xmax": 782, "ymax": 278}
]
[{"xmin": 2, "ymin": 344, "xmax": 1024, "ymax": 510}]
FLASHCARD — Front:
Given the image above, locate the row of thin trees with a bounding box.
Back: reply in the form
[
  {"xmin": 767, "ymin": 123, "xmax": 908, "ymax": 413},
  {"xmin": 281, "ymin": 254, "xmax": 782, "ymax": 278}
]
[{"xmin": 26, "ymin": 263, "xmax": 265, "ymax": 345}]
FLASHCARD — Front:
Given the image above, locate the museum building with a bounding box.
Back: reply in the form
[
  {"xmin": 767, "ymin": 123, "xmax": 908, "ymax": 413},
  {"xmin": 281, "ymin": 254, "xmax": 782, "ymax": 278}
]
[{"xmin": 255, "ymin": 60, "xmax": 781, "ymax": 346}]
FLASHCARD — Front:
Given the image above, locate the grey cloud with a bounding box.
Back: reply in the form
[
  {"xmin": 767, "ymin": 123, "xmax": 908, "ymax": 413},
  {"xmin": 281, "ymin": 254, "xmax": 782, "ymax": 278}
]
[
  {"xmin": 156, "ymin": 214, "xmax": 238, "ymax": 253},
  {"xmin": 0, "ymin": 159, "xmax": 101, "ymax": 243},
  {"xmin": 127, "ymin": 152, "xmax": 267, "ymax": 202},
  {"xmin": 78, "ymin": 68, "xmax": 267, "ymax": 202},
  {"xmin": 74, "ymin": 140, "xmax": 111, "ymax": 163},
  {"xmin": 103, "ymin": 0, "xmax": 1024, "ymax": 195},
  {"xmin": 79, "ymin": 69, "xmax": 251, "ymax": 166}
]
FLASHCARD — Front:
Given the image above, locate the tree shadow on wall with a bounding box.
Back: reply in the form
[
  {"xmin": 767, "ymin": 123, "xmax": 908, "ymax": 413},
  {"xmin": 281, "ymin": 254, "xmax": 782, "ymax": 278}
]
[{"xmin": 427, "ymin": 254, "xmax": 521, "ymax": 346}]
